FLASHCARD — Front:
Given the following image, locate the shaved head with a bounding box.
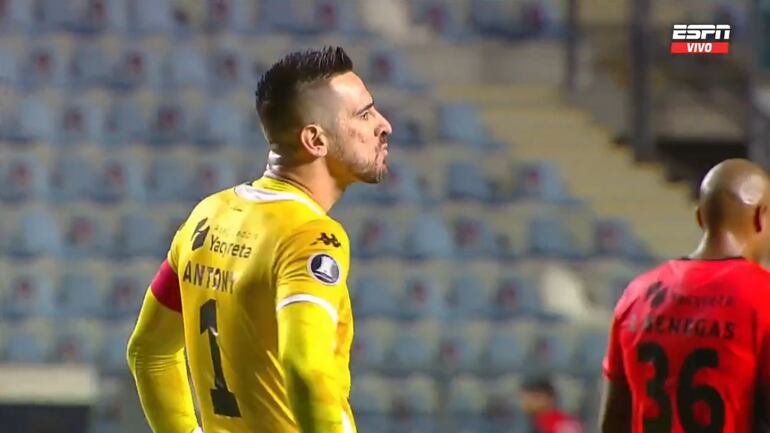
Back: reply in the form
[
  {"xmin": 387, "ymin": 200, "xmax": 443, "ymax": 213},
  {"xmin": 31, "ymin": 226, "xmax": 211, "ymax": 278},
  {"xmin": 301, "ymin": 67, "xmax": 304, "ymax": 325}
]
[{"xmin": 693, "ymin": 159, "xmax": 770, "ymax": 262}]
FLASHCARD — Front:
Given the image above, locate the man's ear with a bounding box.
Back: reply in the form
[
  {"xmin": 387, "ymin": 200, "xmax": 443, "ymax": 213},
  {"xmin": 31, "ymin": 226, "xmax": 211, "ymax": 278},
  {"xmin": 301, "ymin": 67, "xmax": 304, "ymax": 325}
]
[
  {"xmin": 696, "ymin": 206, "xmax": 704, "ymax": 230},
  {"xmin": 298, "ymin": 124, "xmax": 328, "ymax": 157},
  {"xmin": 756, "ymin": 204, "xmax": 768, "ymax": 233}
]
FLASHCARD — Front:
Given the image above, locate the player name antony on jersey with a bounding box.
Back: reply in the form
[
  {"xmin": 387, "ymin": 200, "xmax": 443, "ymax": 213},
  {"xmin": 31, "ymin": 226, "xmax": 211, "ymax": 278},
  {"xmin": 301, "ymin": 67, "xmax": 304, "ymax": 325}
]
[{"xmin": 182, "ymin": 261, "xmax": 237, "ymax": 294}]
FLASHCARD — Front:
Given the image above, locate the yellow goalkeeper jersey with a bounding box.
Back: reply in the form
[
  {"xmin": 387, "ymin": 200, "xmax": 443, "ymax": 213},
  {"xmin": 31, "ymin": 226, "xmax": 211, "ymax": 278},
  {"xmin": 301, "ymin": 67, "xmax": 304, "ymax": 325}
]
[{"xmin": 168, "ymin": 176, "xmax": 355, "ymax": 433}]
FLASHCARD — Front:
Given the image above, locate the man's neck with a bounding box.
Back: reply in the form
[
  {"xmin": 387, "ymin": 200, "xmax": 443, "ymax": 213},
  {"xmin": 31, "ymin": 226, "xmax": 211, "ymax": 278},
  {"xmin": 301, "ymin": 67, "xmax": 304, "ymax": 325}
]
[
  {"xmin": 689, "ymin": 232, "xmax": 750, "ymax": 262},
  {"xmin": 263, "ymin": 165, "xmax": 345, "ymax": 213}
]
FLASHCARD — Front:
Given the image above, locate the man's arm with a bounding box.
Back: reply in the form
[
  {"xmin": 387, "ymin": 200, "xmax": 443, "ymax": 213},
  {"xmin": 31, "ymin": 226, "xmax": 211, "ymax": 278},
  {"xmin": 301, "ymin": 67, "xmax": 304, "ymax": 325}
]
[
  {"xmin": 126, "ymin": 260, "xmax": 198, "ymax": 433},
  {"xmin": 599, "ymin": 379, "xmax": 632, "ymax": 433},
  {"xmin": 275, "ymin": 219, "xmax": 351, "ymax": 433}
]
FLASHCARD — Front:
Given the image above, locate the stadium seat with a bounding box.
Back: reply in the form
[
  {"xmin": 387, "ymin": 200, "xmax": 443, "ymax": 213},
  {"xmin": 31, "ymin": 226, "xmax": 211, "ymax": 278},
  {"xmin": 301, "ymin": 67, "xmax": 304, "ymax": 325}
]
[
  {"xmin": 103, "ymin": 269, "xmax": 148, "ymax": 318},
  {"xmin": 60, "ymin": 211, "xmax": 110, "ymax": 258},
  {"xmin": 351, "ymin": 376, "xmax": 391, "ymax": 433},
  {"xmin": 528, "ymin": 215, "xmax": 577, "ymax": 258},
  {"xmin": 0, "ymin": 0, "xmax": 33, "ymax": 32},
  {"xmin": 49, "ymin": 154, "xmax": 93, "ymax": 202},
  {"xmin": 0, "ymin": 154, "xmax": 48, "ymax": 203},
  {"xmin": 368, "ymin": 48, "xmax": 419, "ymax": 90},
  {"xmin": 470, "ymin": 0, "xmax": 515, "ymax": 37},
  {"xmin": 5, "ymin": 319, "xmax": 53, "ymax": 362},
  {"xmin": 19, "ymin": 42, "xmax": 66, "ymax": 89},
  {"xmin": 372, "ymin": 160, "xmax": 422, "ymax": 204},
  {"xmin": 62, "ymin": 0, "xmax": 128, "ymax": 34},
  {"xmin": 573, "ymin": 327, "xmax": 609, "ymax": 377},
  {"xmin": 411, "ymin": 0, "xmax": 471, "ymax": 41},
  {"xmin": 56, "ymin": 100, "xmax": 103, "ymax": 146},
  {"xmin": 52, "ymin": 319, "xmax": 101, "ymax": 363},
  {"xmin": 165, "ymin": 43, "xmax": 208, "ymax": 89},
  {"xmin": 446, "ymin": 275, "xmax": 492, "ymax": 319},
  {"xmin": 6, "ymin": 207, "xmax": 62, "ymax": 258},
  {"xmin": 109, "ymin": 45, "xmax": 162, "ymax": 90},
  {"xmin": 312, "ymin": 0, "xmax": 363, "ymax": 35},
  {"xmin": 100, "ymin": 97, "xmax": 146, "ymax": 146},
  {"xmin": 398, "ymin": 273, "xmax": 446, "ymax": 320},
  {"xmin": 259, "ymin": 0, "xmax": 305, "ymax": 32},
  {"xmin": 186, "ymin": 157, "xmax": 238, "ymax": 202},
  {"xmin": 595, "ymin": 218, "xmax": 651, "ymax": 260},
  {"xmin": 68, "ymin": 41, "xmax": 110, "ymax": 88},
  {"xmin": 447, "ymin": 375, "xmax": 486, "ymax": 433},
  {"xmin": 209, "ymin": 48, "xmax": 245, "ymax": 91},
  {"xmin": 485, "ymin": 322, "xmax": 531, "ymax": 373},
  {"xmin": 146, "ymin": 153, "xmax": 193, "ymax": 202},
  {"xmin": 90, "ymin": 155, "xmax": 146, "ymax": 203},
  {"xmin": 438, "ymin": 103, "xmax": 497, "ymax": 149},
  {"xmin": 112, "ymin": 211, "xmax": 161, "ymax": 258},
  {"xmin": 492, "ymin": 275, "xmax": 542, "ymax": 319},
  {"xmin": 100, "ymin": 319, "xmax": 135, "ymax": 372},
  {"xmin": 438, "ymin": 321, "xmax": 487, "ymax": 373},
  {"xmin": 353, "ymin": 216, "xmax": 402, "ymax": 258},
  {"xmin": 4, "ymin": 266, "xmax": 56, "ymax": 318},
  {"xmin": 127, "ymin": 0, "xmax": 173, "ymax": 33},
  {"xmin": 351, "ymin": 319, "xmax": 393, "ymax": 370},
  {"xmin": 31, "ymin": 0, "xmax": 70, "ymax": 32},
  {"xmin": 0, "ymin": 45, "xmax": 19, "ymax": 88},
  {"xmin": 403, "ymin": 213, "xmax": 454, "ymax": 260},
  {"xmin": 514, "ymin": 161, "xmax": 570, "ymax": 203},
  {"xmin": 351, "ymin": 276, "xmax": 397, "ymax": 317},
  {"xmin": 240, "ymin": 110, "xmax": 270, "ymax": 149},
  {"xmin": 55, "ymin": 267, "xmax": 102, "ymax": 318},
  {"xmin": 482, "ymin": 375, "xmax": 525, "ymax": 433},
  {"xmin": 451, "ymin": 216, "xmax": 498, "ymax": 259},
  {"xmin": 525, "ymin": 326, "xmax": 577, "ymax": 374},
  {"xmin": 388, "ymin": 321, "xmax": 440, "ymax": 373},
  {"xmin": 447, "ymin": 161, "xmax": 492, "ymax": 202},
  {"xmin": 147, "ymin": 100, "xmax": 190, "ymax": 146},
  {"xmin": 193, "ymin": 100, "xmax": 243, "ymax": 147},
  {"xmin": 4, "ymin": 94, "xmax": 55, "ymax": 143},
  {"xmin": 390, "ymin": 375, "xmax": 439, "ymax": 433}
]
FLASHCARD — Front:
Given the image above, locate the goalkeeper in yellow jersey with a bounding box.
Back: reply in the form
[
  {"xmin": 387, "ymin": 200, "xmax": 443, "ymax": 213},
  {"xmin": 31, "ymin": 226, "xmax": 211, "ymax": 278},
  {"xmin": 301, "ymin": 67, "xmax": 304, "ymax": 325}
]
[{"xmin": 126, "ymin": 46, "xmax": 392, "ymax": 433}]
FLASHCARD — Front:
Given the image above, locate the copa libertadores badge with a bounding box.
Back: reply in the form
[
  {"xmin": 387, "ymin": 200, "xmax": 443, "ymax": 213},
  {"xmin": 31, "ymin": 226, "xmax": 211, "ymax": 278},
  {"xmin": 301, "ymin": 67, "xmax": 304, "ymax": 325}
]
[{"xmin": 307, "ymin": 253, "xmax": 341, "ymax": 285}]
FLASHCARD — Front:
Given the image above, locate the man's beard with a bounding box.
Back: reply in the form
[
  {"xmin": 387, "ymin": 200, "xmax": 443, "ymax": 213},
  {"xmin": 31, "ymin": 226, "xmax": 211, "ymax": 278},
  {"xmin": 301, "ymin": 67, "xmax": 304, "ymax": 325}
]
[{"xmin": 330, "ymin": 141, "xmax": 386, "ymax": 184}]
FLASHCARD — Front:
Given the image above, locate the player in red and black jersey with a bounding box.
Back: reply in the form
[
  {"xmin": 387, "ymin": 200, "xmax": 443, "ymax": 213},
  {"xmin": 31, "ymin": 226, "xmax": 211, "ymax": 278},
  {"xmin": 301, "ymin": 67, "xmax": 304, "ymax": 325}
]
[{"xmin": 600, "ymin": 159, "xmax": 770, "ymax": 433}]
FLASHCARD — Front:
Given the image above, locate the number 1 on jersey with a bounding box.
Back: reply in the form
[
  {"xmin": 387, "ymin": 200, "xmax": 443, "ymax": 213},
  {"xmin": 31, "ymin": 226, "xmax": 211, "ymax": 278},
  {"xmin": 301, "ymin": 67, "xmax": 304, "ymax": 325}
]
[{"xmin": 200, "ymin": 299, "xmax": 242, "ymax": 417}]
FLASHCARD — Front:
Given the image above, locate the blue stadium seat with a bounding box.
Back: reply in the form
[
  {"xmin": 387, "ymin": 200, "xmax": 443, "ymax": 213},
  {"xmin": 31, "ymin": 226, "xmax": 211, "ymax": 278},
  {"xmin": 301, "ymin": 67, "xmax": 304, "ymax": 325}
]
[
  {"xmin": 470, "ymin": 0, "xmax": 513, "ymax": 36},
  {"xmin": 0, "ymin": 154, "xmax": 48, "ymax": 203},
  {"xmin": 528, "ymin": 215, "xmax": 577, "ymax": 258},
  {"xmin": 259, "ymin": 0, "xmax": 304, "ymax": 32},
  {"xmin": 389, "ymin": 376, "xmax": 439, "ymax": 433},
  {"xmin": 403, "ymin": 213, "xmax": 454, "ymax": 260},
  {"xmin": 101, "ymin": 320, "xmax": 134, "ymax": 372},
  {"xmin": 90, "ymin": 156, "xmax": 146, "ymax": 203},
  {"xmin": 69, "ymin": 42, "xmax": 110, "ymax": 88},
  {"xmin": 103, "ymin": 270, "xmax": 148, "ymax": 318},
  {"xmin": 62, "ymin": 0, "xmax": 128, "ymax": 34},
  {"xmin": 32, "ymin": 0, "xmax": 71, "ymax": 32},
  {"xmin": 0, "ymin": 0, "xmax": 33, "ymax": 32},
  {"xmin": 209, "ymin": 48, "xmax": 245, "ymax": 91},
  {"xmin": 485, "ymin": 324, "xmax": 530, "ymax": 372},
  {"xmin": 20, "ymin": 42, "xmax": 65, "ymax": 89},
  {"xmin": 438, "ymin": 103, "xmax": 497, "ymax": 148},
  {"xmin": 525, "ymin": 327, "xmax": 576, "ymax": 374},
  {"xmin": 5, "ymin": 319, "xmax": 53, "ymax": 362},
  {"xmin": 186, "ymin": 157, "xmax": 237, "ymax": 202},
  {"xmin": 399, "ymin": 274, "xmax": 446, "ymax": 320},
  {"xmin": 100, "ymin": 97, "xmax": 146, "ymax": 146},
  {"xmin": 7, "ymin": 207, "xmax": 62, "ymax": 258},
  {"xmin": 158, "ymin": 207, "xmax": 189, "ymax": 249},
  {"xmin": 492, "ymin": 275, "xmax": 542, "ymax": 318},
  {"xmin": 241, "ymin": 110, "xmax": 270, "ymax": 149},
  {"xmin": 113, "ymin": 212, "xmax": 161, "ymax": 258},
  {"xmin": 165, "ymin": 44, "xmax": 208, "ymax": 89},
  {"xmin": 61, "ymin": 212, "xmax": 110, "ymax": 258},
  {"xmin": 56, "ymin": 100, "xmax": 103, "ymax": 146},
  {"xmin": 146, "ymin": 154, "xmax": 192, "ymax": 202},
  {"xmin": 353, "ymin": 216, "xmax": 402, "ymax": 258},
  {"xmin": 371, "ymin": 160, "xmax": 422, "ymax": 204},
  {"xmin": 352, "ymin": 276, "xmax": 397, "ymax": 317},
  {"xmin": 574, "ymin": 328, "xmax": 608, "ymax": 377},
  {"xmin": 380, "ymin": 106, "xmax": 426, "ymax": 149},
  {"xmin": 595, "ymin": 218, "xmax": 651, "ymax": 260},
  {"xmin": 55, "ymin": 268, "xmax": 102, "ymax": 317},
  {"xmin": 446, "ymin": 275, "xmax": 491, "ymax": 319},
  {"xmin": 389, "ymin": 322, "xmax": 439, "ymax": 372},
  {"xmin": 147, "ymin": 100, "xmax": 190, "ymax": 146},
  {"xmin": 351, "ymin": 375, "xmax": 392, "ymax": 433},
  {"xmin": 193, "ymin": 101, "xmax": 243, "ymax": 147},
  {"xmin": 49, "ymin": 154, "xmax": 92, "ymax": 202},
  {"xmin": 311, "ymin": 0, "xmax": 363, "ymax": 35},
  {"xmin": 515, "ymin": 161, "xmax": 569, "ymax": 203},
  {"xmin": 411, "ymin": 0, "xmax": 470, "ymax": 41},
  {"xmin": 4, "ymin": 267, "xmax": 55, "ymax": 318},
  {"xmin": 351, "ymin": 320, "xmax": 392, "ymax": 370},
  {"xmin": 52, "ymin": 320, "xmax": 101, "ymax": 363},
  {"xmin": 127, "ymin": 0, "xmax": 172, "ymax": 33},
  {"xmin": 109, "ymin": 45, "xmax": 162, "ymax": 90},
  {"xmin": 438, "ymin": 322, "xmax": 486, "ymax": 373},
  {"xmin": 483, "ymin": 375, "xmax": 526, "ymax": 433},
  {"xmin": 0, "ymin": 45, "xmax": 19, "ymax": 88},
  {"xmin": 447, "ymin": 376, "xmax": 486, "ymax": 433},
  {"xmin": 452, "ymin": 216, "xmax": 498, "ymax": 259},
  {"xmin": 368, "ymin": 48, "xmax": 419, "ymax": 90},
  {"xmin": 5, "ymin": 95, "xmax": 55, "ymax": 143},
  {"xmin": 447, "ymin": 161, "xmax": 492, "ymax": 202}
]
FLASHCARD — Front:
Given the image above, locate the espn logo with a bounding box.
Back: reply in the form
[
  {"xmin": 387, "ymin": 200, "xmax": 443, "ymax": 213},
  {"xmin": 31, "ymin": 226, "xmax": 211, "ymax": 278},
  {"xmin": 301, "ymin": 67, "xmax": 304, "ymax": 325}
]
[{"xmin": 670, "ymin": 24, "xmax": 731, "ymax": 55}]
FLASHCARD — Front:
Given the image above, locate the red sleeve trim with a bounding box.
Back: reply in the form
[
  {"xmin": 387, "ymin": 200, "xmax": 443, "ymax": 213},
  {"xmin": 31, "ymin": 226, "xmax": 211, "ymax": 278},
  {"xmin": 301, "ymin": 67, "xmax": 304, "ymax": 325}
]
[{"xmin": 150, "ymin": 259, "xmax": 182, "ymax": 313}]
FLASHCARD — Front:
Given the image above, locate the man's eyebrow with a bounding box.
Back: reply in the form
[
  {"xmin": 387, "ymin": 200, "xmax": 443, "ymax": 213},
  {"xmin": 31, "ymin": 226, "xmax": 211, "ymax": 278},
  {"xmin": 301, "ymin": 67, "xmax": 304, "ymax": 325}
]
[{"xmin": 355, "ymin": 101, "xmax": 374, "ymax": 116}]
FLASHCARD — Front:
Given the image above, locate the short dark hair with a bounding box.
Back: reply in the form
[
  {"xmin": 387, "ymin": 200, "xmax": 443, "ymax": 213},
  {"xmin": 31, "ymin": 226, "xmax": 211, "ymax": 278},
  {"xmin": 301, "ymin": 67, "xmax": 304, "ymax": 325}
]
[
  {"xmin": 521, "ymin": 376, "xmax": 556, "ymax": 397},
  {"xmin": 255, "ymin": 46, "xmax": 353, "ymax": 149}
]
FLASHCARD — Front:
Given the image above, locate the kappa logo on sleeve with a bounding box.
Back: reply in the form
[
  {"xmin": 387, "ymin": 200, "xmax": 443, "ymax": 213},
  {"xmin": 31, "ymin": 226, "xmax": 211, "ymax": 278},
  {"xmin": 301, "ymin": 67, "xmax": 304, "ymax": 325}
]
[
  {"xmin": 307, "ymin": 253, "xmax": 342, "ymax": 285},
  {"xmin": 311, "ymin": 232, "xmax": 342, "ymax": 248}
]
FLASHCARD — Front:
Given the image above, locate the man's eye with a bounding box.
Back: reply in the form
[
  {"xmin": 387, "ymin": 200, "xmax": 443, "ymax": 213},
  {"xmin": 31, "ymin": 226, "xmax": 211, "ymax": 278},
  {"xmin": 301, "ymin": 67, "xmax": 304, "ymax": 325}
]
[{"xmin": 361, "ymin": 111, "xmax": 370, "ymax": 120}]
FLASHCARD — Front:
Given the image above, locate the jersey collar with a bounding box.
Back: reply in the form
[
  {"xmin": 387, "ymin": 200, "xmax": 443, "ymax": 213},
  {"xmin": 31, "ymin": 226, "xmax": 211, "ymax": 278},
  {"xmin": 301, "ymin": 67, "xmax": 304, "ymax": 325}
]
[{"xmin": 235, "ymin": 176, "xmax": 327, "ymax": 216}]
